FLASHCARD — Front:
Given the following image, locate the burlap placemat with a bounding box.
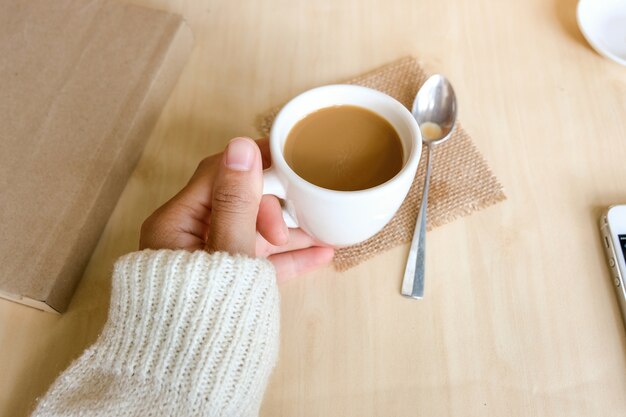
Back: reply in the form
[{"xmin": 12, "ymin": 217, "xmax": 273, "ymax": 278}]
[{"xmin": 258, "ymin": 56, "xmax": 506, "ymax": 271}]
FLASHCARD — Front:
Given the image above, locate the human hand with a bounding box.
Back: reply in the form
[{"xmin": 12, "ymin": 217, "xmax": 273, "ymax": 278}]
[{"xmin": 140, "ymin": 137, "xmax": 334, "ymax": 282}]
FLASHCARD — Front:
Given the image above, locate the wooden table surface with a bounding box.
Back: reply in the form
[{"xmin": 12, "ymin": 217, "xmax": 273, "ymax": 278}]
[{"xmin": 2, "ymin": 0, "xmax": 626, "ymax": 415}]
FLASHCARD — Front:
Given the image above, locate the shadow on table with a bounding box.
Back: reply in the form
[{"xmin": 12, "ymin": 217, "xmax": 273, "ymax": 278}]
[{"xmin": 553, "ymin": 0, "xmax": 591, "ymax": 49}]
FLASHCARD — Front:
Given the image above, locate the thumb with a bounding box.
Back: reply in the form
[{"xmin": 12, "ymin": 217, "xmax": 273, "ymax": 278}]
[{"xmin": 207, "ymin": 137, "xmax": 263, "ymax": 256}]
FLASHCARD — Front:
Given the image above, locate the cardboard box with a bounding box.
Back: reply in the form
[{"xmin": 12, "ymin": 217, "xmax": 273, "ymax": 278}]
[{"xmin": 0, "ymin": 0, "xmax": 193, "ymax": 313}]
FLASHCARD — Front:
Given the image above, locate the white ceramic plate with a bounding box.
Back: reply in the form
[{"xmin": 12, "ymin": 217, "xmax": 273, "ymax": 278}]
[{"xmin": 577, "ymin": 0, "xmax": 626, "ymax": 66}]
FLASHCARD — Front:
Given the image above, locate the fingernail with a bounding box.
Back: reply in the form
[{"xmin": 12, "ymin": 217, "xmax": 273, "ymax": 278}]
[{"xmin": 225, "ymin": 138, "xmax": 255, "ymax": 171}]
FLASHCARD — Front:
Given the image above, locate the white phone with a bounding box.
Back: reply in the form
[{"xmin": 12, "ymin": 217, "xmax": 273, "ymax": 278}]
[{"xmin": 600, "ymin": 205, "xmax": 626, "ymax": 324}]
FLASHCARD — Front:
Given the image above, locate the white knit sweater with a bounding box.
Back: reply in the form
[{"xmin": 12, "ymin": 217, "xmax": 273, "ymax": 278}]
[{"xmin": 33, "ymin": 249, "xmax": 280, "ymax": 417}]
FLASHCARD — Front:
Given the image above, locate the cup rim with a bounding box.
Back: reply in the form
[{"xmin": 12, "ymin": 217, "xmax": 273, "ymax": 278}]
[{"xmin": 269, "ymin": 84, "xmax": 422, "ymax": 197}]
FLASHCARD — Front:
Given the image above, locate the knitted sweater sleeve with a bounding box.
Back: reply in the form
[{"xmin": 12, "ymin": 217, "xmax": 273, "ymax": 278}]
[{"xmin": 33, "ymin": 249, "xmax": 280, "ymax": 417}]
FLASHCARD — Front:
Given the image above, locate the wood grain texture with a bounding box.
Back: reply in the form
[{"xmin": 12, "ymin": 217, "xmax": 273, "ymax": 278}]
[{"xmin": 1, "ymin": 0, "xmax": 626, "ymax": 415}]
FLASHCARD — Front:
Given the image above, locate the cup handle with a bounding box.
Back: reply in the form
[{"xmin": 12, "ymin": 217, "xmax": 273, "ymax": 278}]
[{"xmin": 262, "ymin": 167, "xmax": 298, "ymax": 228}]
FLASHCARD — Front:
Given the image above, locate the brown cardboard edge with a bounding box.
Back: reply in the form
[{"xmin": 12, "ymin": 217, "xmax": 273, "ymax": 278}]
[
  {"xmin": 41, "ymin": 18, "xmax": 194, "ymax": 313},
  {"xmin": 0, "ymin": 290, "xmax": 60, "ymax": 314}
]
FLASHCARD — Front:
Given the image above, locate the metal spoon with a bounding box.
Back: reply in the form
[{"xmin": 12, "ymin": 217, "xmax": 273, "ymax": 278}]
[{"xmin": 401, "ymin": 74, "xmax": 457, "ymax": 299}]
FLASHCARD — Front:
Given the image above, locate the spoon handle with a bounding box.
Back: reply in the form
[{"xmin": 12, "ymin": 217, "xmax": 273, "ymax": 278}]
[{"xmin": 401, "ymin": 145, "xmax": 433, "ymax": 299}]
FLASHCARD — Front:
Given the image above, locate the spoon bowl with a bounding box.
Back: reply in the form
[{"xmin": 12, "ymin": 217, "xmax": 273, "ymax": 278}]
[{"xmin": 412, "ymin": 74, "xmax": 457, "ymax": 145}]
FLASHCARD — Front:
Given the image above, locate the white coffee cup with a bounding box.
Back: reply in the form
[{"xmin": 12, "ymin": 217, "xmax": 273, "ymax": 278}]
[{"xmin": 263, "ymin": 84, "xmax": 422, "ymax": 247}]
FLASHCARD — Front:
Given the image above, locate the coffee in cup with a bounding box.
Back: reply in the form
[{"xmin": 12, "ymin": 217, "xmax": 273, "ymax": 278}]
[{"xmin": 283, "ymin": 105, "xmax": 404, "ymax": 191}]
